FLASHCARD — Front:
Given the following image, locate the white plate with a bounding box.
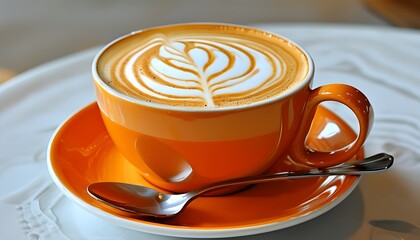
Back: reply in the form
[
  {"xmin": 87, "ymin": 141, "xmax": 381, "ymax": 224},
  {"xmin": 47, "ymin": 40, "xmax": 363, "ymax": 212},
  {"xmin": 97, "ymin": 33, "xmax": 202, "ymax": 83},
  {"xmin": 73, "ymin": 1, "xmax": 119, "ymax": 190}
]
[{"xmin": 0, "ymin": 24, "xmax": 419, "ymax": 240}]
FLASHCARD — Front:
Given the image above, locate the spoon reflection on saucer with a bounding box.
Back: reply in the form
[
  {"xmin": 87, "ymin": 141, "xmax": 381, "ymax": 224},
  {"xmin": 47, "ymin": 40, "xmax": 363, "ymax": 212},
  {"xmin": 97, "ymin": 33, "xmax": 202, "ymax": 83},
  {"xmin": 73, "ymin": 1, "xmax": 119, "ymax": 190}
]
[{"xmin": 87, "ymin": 153, "xmax": 393, "ymax": 218}]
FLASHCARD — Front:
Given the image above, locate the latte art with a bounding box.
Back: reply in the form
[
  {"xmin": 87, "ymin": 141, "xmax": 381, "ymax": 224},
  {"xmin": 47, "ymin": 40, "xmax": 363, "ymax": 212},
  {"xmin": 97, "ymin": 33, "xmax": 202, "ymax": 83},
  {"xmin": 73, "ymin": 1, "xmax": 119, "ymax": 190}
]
[
  {"xmin": 124, "ymin": 37, "xmax": 283, "ymax": 107},
  {"xmin": 98, "ymin": 24, "xmax": 308, "ymax": 107}
]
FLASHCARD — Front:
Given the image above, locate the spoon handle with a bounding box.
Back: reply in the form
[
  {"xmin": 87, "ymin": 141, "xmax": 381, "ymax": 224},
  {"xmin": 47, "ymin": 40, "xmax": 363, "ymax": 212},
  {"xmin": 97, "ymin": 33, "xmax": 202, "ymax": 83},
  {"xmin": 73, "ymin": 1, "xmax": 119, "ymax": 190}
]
[{"xmin": 194, "ymin": 153, "xmax": 393, "ymax": 196}]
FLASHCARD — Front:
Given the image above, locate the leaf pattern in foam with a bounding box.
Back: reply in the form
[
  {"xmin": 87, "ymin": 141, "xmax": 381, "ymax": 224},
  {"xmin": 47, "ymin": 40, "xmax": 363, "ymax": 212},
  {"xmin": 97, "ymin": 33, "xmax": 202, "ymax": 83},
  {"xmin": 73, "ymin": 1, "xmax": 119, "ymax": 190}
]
[{"xmin": 144, "ymin": 39, "xmax": 278, "ymax": 107}]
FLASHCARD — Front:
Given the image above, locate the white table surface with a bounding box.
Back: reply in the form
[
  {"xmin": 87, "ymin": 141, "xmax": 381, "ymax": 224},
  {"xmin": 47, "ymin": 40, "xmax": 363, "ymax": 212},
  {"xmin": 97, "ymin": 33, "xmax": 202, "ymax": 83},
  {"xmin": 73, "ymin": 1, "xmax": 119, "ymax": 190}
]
[{"xmin": 1, "ymin": 23, "xmax": 419, "ymax": 240}]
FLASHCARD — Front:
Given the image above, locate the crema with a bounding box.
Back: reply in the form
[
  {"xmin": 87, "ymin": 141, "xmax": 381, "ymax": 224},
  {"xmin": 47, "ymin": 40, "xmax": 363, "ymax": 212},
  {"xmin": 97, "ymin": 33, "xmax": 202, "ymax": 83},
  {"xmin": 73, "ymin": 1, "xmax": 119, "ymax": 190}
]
[{"xmin": 97, "ymin": 24, "xmax": 309, "ymax": 108}]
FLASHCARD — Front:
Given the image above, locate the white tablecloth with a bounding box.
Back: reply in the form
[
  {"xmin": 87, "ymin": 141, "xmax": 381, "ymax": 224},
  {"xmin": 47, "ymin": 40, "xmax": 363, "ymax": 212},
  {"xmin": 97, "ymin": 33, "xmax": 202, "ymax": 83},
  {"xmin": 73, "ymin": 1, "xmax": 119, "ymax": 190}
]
[{"xmin": 1, "ymin": 23, "xmax": 419, "ymax": 240}]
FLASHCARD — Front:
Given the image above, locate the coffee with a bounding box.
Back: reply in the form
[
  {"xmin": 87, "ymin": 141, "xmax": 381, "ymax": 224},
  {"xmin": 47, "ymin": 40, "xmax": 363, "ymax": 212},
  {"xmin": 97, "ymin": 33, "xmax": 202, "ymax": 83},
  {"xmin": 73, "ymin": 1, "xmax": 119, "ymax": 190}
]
[
  {"xmin": 96, "ymin": 24, "xmax": 309, "ymax": 108},
  {"xmin": 93, "ymin": 23, "xmax": 373, "ymax": 193}
]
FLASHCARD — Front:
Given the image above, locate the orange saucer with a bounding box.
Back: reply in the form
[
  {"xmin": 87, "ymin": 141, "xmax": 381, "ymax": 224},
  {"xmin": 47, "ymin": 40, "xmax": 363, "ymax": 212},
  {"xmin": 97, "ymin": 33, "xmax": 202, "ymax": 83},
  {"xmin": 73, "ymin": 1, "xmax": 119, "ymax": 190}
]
[{"xmin": 48, "ymin": 103, "xmax": 362, "ymax": 238}]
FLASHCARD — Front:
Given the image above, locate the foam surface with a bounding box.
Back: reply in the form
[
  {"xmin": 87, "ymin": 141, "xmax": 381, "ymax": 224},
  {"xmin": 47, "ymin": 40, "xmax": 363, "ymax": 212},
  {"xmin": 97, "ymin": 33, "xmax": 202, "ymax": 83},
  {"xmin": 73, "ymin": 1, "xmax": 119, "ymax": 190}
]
[{"xmin": 97, "ymin": 24, "xmax": 309, "ymax": 107}]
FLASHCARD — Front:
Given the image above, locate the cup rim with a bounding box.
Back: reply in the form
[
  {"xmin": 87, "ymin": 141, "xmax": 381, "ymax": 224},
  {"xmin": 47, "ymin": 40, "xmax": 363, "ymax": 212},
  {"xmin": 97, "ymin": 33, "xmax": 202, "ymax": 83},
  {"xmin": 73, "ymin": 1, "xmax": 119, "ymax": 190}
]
[{"xmin": 92, "ymin": 22, "xmax": 315, "ymax": 113}]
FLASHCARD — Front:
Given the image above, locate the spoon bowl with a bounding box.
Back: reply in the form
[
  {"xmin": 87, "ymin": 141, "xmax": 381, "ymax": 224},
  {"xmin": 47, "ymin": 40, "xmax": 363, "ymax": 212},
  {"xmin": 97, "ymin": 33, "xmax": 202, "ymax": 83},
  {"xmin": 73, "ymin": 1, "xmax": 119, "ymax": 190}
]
[{"xmin": 87, "ymin": 153, "xmax": 393, "ymax": 218}]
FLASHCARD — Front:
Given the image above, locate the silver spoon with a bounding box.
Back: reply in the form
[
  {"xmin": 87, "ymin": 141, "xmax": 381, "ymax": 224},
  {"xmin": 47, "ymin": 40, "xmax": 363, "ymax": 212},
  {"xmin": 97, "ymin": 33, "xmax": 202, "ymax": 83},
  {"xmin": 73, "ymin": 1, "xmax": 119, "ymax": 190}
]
[{"xmin": 87, "ymin": 153, "xmax": 393, "ymax": 218}]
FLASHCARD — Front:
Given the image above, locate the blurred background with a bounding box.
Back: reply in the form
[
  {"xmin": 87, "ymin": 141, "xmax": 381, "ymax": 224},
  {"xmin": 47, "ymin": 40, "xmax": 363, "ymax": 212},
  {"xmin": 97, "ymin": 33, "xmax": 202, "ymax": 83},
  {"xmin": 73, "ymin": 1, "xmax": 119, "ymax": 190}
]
[{"xmin": 1, "ymin": 0, "xmax": 419, "ymax": 81}]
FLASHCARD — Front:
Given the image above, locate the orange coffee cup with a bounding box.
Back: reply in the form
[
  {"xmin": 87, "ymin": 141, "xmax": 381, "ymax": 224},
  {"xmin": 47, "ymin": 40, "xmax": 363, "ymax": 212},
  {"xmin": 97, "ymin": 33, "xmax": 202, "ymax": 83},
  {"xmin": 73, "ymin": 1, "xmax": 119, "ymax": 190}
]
[{"xmin": 92, "ymin": 23, "xmax": 373, "ymax": 193}]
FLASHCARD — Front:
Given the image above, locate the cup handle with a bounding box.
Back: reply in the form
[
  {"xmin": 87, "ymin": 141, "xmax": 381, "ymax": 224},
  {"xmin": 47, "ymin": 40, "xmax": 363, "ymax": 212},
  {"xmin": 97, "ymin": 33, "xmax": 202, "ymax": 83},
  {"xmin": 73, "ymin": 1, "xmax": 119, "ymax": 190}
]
[{"xmin": 290, "ymin": 84, "xmax": 373, "ymax": 167}]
